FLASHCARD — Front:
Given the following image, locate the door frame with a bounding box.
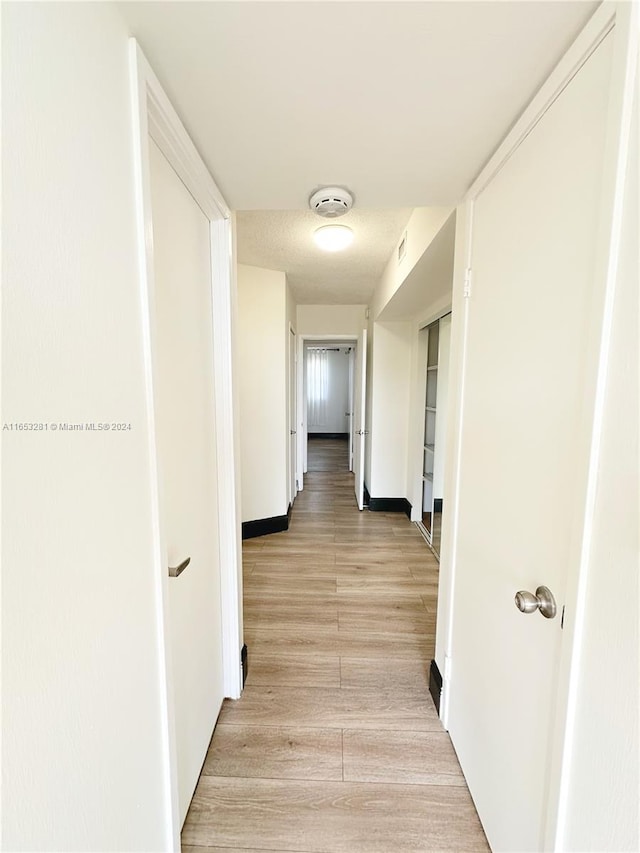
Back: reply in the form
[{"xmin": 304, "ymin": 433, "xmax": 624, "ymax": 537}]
[
  {"xmin": 409, "ymin": 307, "xmax": 452, "ymax": 528},
  {"xmin": 297, "ymin": 335, "xmax": 358, "ymax": 490},
  {"xmin": 288, "ymin": 323, "xmax": 298, "ymax": 505},
  {"xmin": 437, "ymin": 3, "xmax": 637, "ymax": 848},
  {"xmin": 129, "ymin": 40, "xmax": 243, "ymax": 846},
  {"xmin": 352, "ymin": 328, "xmax": 368, "ymax": 511},
  {"xmin": 348, "ymin": 346, "xmax": 355, "ymax": 471}
]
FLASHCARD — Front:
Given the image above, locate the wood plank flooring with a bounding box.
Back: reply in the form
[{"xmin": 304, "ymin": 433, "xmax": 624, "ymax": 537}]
[{"xmin": 182, "ymin": 439, "xmax": 488, "ymax": 852}]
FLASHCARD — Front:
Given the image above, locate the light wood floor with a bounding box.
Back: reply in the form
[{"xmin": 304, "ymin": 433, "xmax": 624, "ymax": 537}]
[{"xmin": 182, "ymin": 439, "xmax": 488, "ymax": 852}]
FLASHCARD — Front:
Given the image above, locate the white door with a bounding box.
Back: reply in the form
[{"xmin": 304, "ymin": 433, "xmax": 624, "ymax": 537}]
[
  {"xmin": 348, "ymin": 346, "xmax": 355, "ymax": 471},
  {"xmin": 353, "ymin": 329, "xmax": 367, "ymax": 510},
  {"xmin": 288, "ymin": 327, "xmax": 297, "ymax": 504},
  {"xmin": 149, "ymin": 140, "xmax": 224, "ymax": 824},
  {"xmin": 447, "ymin": 34, "xmax": 613, "ymax": 852}
]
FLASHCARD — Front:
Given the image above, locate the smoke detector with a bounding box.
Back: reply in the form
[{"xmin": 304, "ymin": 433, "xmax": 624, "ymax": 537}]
[{"xmin": 309, "ymin": 187, "xmax": 354, "ymax": 218}]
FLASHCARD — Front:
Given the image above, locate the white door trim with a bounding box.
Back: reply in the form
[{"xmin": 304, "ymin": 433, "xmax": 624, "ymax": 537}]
[
  {"xmin": 410, "ymin": 307, "xmax": 452, "ymax": 524},
  {"xmin": 467, "ymin": 5, "xmax": 616, "ymax": 200},
  {"xmin": 353, "ymin": 329, "xmax": 368, "ymax": 511},
  {"xmin": 288, "ymin": 323, "xmax": 298, "ymax": 504},
  {"xmin": 129, "ymin": 39, "xmax": 243, "ymax": 848},
  {"xmin": 297, "ymin": 335, "xmax": 305, "ymax": 489},
  {"xmin": 439, "ymin": 3, "xmax": 638, "ymax": 849},
  {"xmin": 298, "ymin": 335, "xmax": 358, "ymax": 486}
]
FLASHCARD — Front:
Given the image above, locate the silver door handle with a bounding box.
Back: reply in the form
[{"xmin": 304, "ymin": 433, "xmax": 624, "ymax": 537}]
[
  {"xmin": 514, "ymin": 585, "xmax": 556, "ymax": 619},
  {"xmin": 290, "ymin": 430, "xmax": 296, "ymax": 435},
  {"xmin": 169, "ymin": 557, "xmax": 191, "ymax": 578}
]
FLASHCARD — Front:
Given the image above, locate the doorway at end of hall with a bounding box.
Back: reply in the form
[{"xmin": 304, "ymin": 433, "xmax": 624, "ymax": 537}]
[{"xmin": 303, "ymin": 341, "xmax": 356, "ymax": 475}]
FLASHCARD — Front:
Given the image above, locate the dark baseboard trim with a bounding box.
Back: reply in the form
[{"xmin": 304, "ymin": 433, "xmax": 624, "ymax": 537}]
[
  {"xmin": 242, "ymin": 513, "xmax": 289, "ymax": 539},
  {"xmin": 429, "ymin": 659, "xmax": 443, "ymax": 714},
  {"xmin": 368, "ymin": 497, "xmax": 412, "ymax": 518},
  {"xmin": 434, "ymin": 498, "xmax": 443, "ymax": 513},
  {"xmin": 241, "ymin": 644, "xmax": 248, "ymax": 688},
  {"xmin": 363, "ymin": 484, "xmax": 371, "ymax": 507},
  {"xmin": 308, "ymin": 432, "xmax": 349, "ymax": 440}
]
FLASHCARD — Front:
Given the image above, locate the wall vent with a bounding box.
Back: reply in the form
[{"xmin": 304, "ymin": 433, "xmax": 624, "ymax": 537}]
[{"xmin": 398, "ymin": 232, "xmax": 407, "ymax": 263}]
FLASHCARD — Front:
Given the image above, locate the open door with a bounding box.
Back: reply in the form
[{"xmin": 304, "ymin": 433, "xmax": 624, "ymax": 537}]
[
  {"xmin": 288, "ymin": 326, "xmax": 297, "ymax": 505},
  {"xmin": 446, "ymin": 30, "xmax": 617, "ymax": 851},
  {"xmin": 348, "ymin": 346, "xmax": 355, "ymax": 471},
  {"xmin": 353, "ymin": 329, "xmax": 367, "ymax": 510},
  {"xmin": 149, "ymin": 139, "xmax": 224, "ymax": 825},
  {"xmin": 132, "ymin": 44, "xmax": 242, "ymax": 845}
]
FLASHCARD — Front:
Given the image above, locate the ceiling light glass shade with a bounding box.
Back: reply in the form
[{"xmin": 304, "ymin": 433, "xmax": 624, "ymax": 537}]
[{"xmin": 313, "ymin": 224, "xmax": 354, "ymax": 252}]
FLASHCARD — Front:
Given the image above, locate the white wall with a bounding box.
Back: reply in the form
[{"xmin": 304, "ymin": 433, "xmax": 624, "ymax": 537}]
[
  {"xmin": 367, "ymin": 211, "xmax": 455, "ymax": 504},
  {"xmin": 368, "ymin": 322, "xmax": 413, "ymax": 497},
  {"xmin": 562, "ymin": 61, "xmax": 638, "ymax": 852},
  {"xmin": 371, "ymin": 207, "xmax": 453, "ymax": 321},
  {"xmin": 297, "ymin": 304, "xmax": 367, "ymax": 337},
  {"xmin": 2, "ymin": 4, "xmax": 171, "ymax": 850},
  {"xmin": 287, "ymin": 281, "xmax": 297, "ymax": 333},
  {"xmin": 237, "ymin": 264, "xmax": 288, "ymax": 522}
]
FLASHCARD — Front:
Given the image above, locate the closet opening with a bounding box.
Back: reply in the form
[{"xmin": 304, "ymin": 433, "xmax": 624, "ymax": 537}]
[{"xmin": 416, "ymin": 313, "xmax": 451, "ymax": 558}]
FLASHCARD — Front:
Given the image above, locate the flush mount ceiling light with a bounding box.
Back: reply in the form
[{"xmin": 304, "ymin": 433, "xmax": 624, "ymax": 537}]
[
  {"xmin": 309, "ymin": 186, "xmax": 354, "ymax": 218},
  {"xmin": 313, "ymin": 224, "xmax": 354, "ymax": 252}
]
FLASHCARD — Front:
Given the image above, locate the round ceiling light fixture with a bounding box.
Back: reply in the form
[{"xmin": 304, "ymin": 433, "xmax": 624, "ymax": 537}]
[
  {"xmin": 313, "ymin": 224, "xmax": 354, "ymax": 252},
  {"xmin": 309, "ymin": 186, "xmax": 354, "ymax": 218}
]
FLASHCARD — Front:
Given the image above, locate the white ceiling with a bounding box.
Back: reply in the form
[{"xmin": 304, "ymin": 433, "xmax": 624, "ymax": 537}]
[{"xmin": 118, "ymin": 0, "xmax": 598, "ymax": 303}]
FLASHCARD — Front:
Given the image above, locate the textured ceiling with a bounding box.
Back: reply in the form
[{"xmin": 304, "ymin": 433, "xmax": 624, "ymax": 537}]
[
  {"xmin": 236, "ymin": 208, "xmax": 412, "ymax": 304},
  {"xmin": 118, "ymin": 0, "xmax": 598, "ymax": 304}
]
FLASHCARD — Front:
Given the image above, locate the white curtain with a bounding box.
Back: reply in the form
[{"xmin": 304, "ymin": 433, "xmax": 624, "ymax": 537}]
[{"xmin": 307, "ymin": 348, "xmax": 329, "ymax": 426}]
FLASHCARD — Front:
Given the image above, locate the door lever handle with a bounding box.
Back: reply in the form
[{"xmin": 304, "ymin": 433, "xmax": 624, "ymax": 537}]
[{"xmin": 169, "ymin": 557, "xmax": 191, "ymax": 578}]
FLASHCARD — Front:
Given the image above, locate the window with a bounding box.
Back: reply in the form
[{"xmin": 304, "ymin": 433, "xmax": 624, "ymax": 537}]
[{"xmin": 307, "ymin": 348, "xmax": 329, "ymax": 426}]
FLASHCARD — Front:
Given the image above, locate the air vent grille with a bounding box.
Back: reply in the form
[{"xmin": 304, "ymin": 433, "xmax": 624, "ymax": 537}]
[{"xmin": 398, "ymin": 232, "xmax": 407, "ymax": 263}]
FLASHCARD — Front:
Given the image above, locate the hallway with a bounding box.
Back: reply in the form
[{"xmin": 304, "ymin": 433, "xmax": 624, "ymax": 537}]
[{"xmin": 182, "ymin": 440, "xmax": 488, "ymax": 851}]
